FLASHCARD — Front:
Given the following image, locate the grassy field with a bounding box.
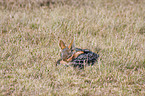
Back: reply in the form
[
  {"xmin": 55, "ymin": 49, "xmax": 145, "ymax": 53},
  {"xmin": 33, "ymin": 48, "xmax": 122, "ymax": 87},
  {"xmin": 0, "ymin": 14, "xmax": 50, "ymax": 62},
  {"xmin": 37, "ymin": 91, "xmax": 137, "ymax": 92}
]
[{"xmin": 0, "ymin": 0, "xmax": 145, "ymax": 95}]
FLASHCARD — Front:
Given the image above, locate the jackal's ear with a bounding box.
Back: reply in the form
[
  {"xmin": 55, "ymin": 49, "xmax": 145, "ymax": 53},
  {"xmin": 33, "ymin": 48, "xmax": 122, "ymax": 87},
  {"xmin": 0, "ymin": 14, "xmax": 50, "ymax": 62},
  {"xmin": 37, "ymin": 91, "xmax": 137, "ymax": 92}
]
[
  {"xmin": 59, "ymin": 40, "xmax": 66, "ymax": 49},
  {"xmin": 68, "ymin": 39, "xmax": 75, "ymax": 50}
]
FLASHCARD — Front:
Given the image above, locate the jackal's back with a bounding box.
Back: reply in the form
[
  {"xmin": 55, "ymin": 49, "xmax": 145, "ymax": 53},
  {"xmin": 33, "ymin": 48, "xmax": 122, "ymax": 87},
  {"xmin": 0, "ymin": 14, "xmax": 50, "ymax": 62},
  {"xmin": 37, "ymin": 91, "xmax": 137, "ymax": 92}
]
[{"xmin": 71, "ymin": 48, "xmax": 99, "ymax": 69}]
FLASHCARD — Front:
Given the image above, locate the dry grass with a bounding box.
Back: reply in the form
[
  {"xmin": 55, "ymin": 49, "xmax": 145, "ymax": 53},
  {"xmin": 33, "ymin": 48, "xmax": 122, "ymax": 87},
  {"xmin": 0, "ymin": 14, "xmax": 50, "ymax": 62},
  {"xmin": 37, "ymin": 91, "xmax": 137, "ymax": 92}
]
[{"xmin": 0, "ymin": 0, "xmax": 145, "ymax": 95}]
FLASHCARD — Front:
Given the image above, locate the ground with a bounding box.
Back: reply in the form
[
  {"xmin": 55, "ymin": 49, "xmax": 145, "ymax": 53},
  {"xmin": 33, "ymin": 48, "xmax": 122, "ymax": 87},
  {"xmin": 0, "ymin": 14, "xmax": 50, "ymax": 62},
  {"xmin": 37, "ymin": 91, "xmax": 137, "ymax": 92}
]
[{"xmin": 0, "ymin": 0, "xmax": 145, "ymax": 95}]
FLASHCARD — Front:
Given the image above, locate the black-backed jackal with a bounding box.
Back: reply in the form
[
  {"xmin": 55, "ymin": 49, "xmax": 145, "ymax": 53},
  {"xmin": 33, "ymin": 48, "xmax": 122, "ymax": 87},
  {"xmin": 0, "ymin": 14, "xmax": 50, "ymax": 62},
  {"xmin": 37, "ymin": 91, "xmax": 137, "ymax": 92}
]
[{"xmin": 56, "ymin": 39, "xmax": 99, "ymax": 69}]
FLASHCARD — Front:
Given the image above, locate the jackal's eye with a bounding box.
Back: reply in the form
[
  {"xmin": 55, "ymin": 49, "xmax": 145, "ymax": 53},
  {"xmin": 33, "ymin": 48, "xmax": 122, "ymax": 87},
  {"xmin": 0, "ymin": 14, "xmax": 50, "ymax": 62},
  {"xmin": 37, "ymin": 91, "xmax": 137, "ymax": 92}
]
[
  {"xmin": 71, "ymin": 49, "xmax": 74, "ymax": 52},
  {"xmin": 71, "ymin": 49, "xmax": 76, "ymax": 53}
]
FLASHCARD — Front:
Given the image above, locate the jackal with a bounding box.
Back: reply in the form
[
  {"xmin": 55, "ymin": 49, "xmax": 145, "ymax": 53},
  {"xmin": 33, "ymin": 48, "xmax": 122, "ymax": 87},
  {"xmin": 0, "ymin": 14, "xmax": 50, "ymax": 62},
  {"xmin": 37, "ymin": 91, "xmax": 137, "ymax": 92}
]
[{"xmin": 56, "ymin": 39, "xmax": 99, "ymax": 69}]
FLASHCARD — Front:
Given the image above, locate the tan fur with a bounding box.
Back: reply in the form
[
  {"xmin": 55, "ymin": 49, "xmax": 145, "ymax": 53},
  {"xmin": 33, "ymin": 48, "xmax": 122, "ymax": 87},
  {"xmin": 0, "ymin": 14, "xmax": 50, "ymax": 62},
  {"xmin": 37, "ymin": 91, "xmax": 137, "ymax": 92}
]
[
  {"xmin": 66, "ymin": 51, "xmax": 84, "ymax": 62},
  {"xmin": 58, "ymin": 39, "xmax": 84, "ymax": 65},
  {"xmin": 68, "ymin": 39, "xmax": 74, "ymax": 49},
  {"xmin": 73, "ymin": 51, "xmax": 84, "ymax": 58},
  {"xmin": 59, "ymin": 60, "xmax": 72, "ymax": 65},
  {"xmin": 60, "ymin": 60, "xmax": 68, "ymax": 64},
  {"xmin": 59, "ymin": 40, "xmax": 66, "ymax": 49}
]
